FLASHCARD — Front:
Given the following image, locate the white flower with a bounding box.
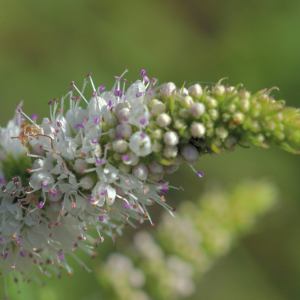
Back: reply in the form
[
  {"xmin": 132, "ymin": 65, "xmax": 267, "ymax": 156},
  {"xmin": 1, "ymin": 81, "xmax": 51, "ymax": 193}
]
[
  {"xmin": 128, "ymin": 104, "xmax": 150, "ymax": 129},
  {"xmin": 0, "ymin": 69, "xmax": 206, "ymax": 284},
  {"xmin": 125, "ymin": 80, "xmax": 146, "ymax": 106},
  {"xmin": 129, "ymin": 131, "xmax": 152, "ymax": 157}
]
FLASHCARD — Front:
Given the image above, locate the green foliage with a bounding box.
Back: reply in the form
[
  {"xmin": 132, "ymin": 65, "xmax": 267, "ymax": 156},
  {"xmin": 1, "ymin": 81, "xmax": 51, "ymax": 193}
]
[{"xmin": 1, "ymin": 153, "xmax": 31, "ymax": 186}]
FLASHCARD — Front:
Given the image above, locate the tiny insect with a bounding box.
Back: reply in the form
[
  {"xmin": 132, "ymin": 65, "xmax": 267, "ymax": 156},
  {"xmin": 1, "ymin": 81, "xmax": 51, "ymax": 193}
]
[{"xmin": 11, "ymin": 122, "xmax": 62, "ymax": 155}]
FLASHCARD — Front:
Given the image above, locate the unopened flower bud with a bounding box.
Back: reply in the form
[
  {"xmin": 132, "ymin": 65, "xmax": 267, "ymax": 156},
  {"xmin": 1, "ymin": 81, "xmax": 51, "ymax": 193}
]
[
  {"xmin": 157, "ymin": 113, "xmax": 172, "ymax": 128},
  {"xmin": 118, "ymin": 108, "xmax": 130, "ymax": 122},
  {"xmin": 151, "ymin": 129, "xmax": 164, "ymax": 140},
  {"xmin": 189, "ymin": 103, "xmax": 206, "ymax": 118},
  {"xmin": 228, "ymin": 104, "xmax": 236, "ymax": 113},
  {"xmin": 161, "ymin": 82, "xmax": 176, "ymax": 98},
  {"xmin": 179, "ymin": 109, "xmax": 190, "ymax": 119},
  {"xmin": 152, "ymin": 141, "xmax": 163, "ymax": 153},
  {"xmin": 188, "ymin": 84, "xmax": 203, "ymax": 98},
  {"xmin": 191, "ymin": 123, "xmax": 206, "ymax": 138},
  {"xmin": 207, "ymin": 97, "xmax": 218, "ymax": 108},
  {"xmin": 233, "ymin": 112, "xmax": 244, "ymax": 123},
  {"xmin": 222, "ymin": 113, "xmax": 231, "ymax": 122},
  {"xmin": 148, "ymin": 172, "xmax": 164, "ymax": 181},
  {"xmin": 113, "ymin": 139, "xmax": 128, "ymax": 153},
  {"xmin": 79, "ymin": 177, "xmax": 93, "ymax": 190},
  {"xmin": 149, "ymin": 160, "xmax": 163, "ymax": 174},
  {"xmin": 240, "ymin": 99, "xmax": 250, "ymax": 112},
  {"xmin": 119, "ymin": 162, "xmax": 131, "ymax": 173},
  {"xmin": 164, "ymin": 131, "xmax": 179, "ymax": 146},
  {"xmin": 206, "ymin": 128, "xmax": 214, "ymax": 137},
  {"xmin": 117, "ymin": 124, "xmax": 132, "ymax": 138},
  {"xmin": 206, "ymin": 120, "xmax": 214, "ymax": 128},
  {"xmin": 115, "ymin": 102, "xmax": 130, "ymax": 117},
  {"xmin": 242, "ymin": 91, "xmax": 251, "ymax": 99},
  {"xmin": 182, "ymin": 96, "xmax": 194, "ymax": 107},
  {"xmin": 127, "ymin": 152, "xmax": 140, "ymax": 165},
  {"xmin": 225, "ymin": 137, "xmax": 237, "ymax": 148},
  {"xmin": 216, "ymin": 127, "xmax": 229, "ymax": 139},
  {"xmin": 113, "ymin": 153, "xmax": 121, "ymax": 160},
  {"xmin": 133, "ymin": 163, "xmax": 148, "ymax": 180},
  {"xmin": 182, "ymin": 130, "xmax": 192, "ymax": 139},
  {"xmin": 152, "ymin": 101, "xmax": 166, "ymax": 114},
  {"xmin": 163, "ymin": 146, "xmax": 178, "ymax": 158},
  {"xmin": 209, "ymin": 109, "xmax": 219, "ymax": 120},
  {"xmin": 107, "ymin": 118, "xmax": 118, "ymax": 127},
  {"xmin": 181, "ymin": 144, "xmax": 199, "ymax": 163},
  {"xmin": 174, "ymin": 119, "xmax": 186, "ymax": 130},
  {"xmin": 257, "ymin": 134, "xmax": 264, "ymax": 143},
  {"xmin": 73, "ymin": 159, "xmax": 87, "ymax": 173},
  {"xmin": 214, "ymin": 85, "xmax": 225, "ymax": 96},
  {"xmin": 226, "ymin": 86, "xmax": 236, "ymax": 93},
  {"xmin": 109, "ymin": 129, "xmax": 117, "ymax": 138},
  {"xmin": 163, "ymin": 165, "xmax": 179, "ymax": 174}
]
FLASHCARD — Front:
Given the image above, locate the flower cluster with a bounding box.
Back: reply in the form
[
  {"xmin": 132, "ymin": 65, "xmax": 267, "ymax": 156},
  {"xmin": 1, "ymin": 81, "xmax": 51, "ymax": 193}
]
[
  {"xmin": 98, "ymin": 180, "xmax": 278, "ymax": 300},
  {"xmin": 0, "ymin": 69, "xmax": 299, "ymax": 287}
]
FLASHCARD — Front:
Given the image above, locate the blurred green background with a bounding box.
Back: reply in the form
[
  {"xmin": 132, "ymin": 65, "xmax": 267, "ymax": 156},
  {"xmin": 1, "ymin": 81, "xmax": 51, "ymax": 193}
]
[{"xmin": 1, "ymin": 0, "xmax": 300, "ymax": 299}]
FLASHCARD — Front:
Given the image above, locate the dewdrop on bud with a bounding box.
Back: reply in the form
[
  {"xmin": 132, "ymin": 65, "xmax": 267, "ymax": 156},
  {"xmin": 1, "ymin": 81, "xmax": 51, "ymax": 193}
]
[
  {"xmin": 191, "ymin": 123, "xmax": 206, "ymax": 138},
  {"xmin": 233, "ymin": 112, "xmax": 244, "ymax": 123},
  {"xmin": 181, "ymin": 144, "xmax": 199, "ymax": 163},
  {"xmin": 152, "ymin": 101, "xmax": 166, "ymax": 114},
  {"xmin": 133, "ymin": 163, "xmax": 148, "ymax": 180},
  {"xmin": 157, "ymin": 113, "xmax": 172, "ymax": 127},
  {"xmin": 112, "ymin": 139, "xmax": 128, "ymax": 153},
  {"xmin": 161, "ymin": 82, "xmax": 177, "ymax": 98},
  {"xmin": 149, "ymin": 160, "xmax": 163, "ymax": 174},
  {"xmin": 214, "ymin": 85, "xmax": 225, "ymax": 96},
  {"xmin": 79, "ymin": 176, "xmax": 93, "ymax": 190},
  {"xmin": 182, "ymin": 96, "xmax": 194, "ymax": 107},
  {"xmin": 189, "ymin": 103, "xmax": 206, "ymax": 118},
  {"xmin": 240, "ymin": 99, "xmax": 250, "ymax": 112},
  {"xmin": 216, "ymin": 127, "xmax": 229, "ymax": 139},
  {"xmin": 151, "ymin": 129, "xmax": 164, "ymax": 140},
  {"xmin": 163, "ymin": 146, "xmax": 178, "ymax": 158},
  {"xmin": 164, "ymin": 131, "xmax": 179, "ymax": 146},
  {"xmin": 188, "ymin": 84, "xmax": 203, "ymax": 98},
  {"xmin": 117, "ymin": 124, "xmax": 132, "ymax": 138}
]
